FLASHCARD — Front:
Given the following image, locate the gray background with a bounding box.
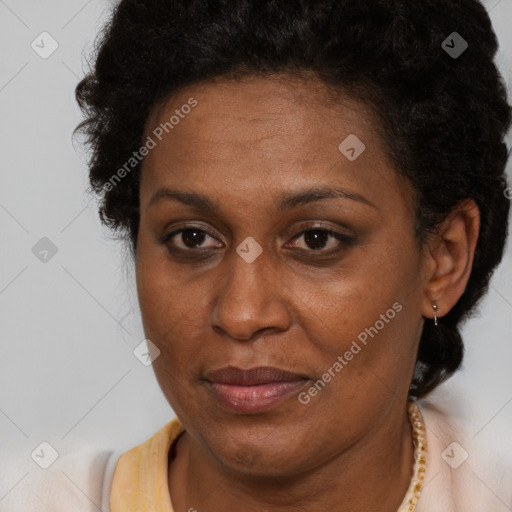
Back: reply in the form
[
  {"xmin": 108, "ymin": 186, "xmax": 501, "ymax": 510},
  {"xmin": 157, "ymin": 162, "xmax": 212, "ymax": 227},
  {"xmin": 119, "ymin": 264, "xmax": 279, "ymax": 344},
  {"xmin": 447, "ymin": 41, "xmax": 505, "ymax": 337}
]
[{"xmin": 0, "ymin": 0, "xmax": 511, "ymax": 506}]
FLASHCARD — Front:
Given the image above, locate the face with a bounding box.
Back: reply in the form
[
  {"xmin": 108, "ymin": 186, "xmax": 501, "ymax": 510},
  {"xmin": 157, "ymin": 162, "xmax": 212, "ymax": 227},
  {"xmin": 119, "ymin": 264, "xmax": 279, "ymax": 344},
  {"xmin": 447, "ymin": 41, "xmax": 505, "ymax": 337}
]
[{"xmin": 135, "ymin": 74, "xmax": 428, "ymax": 476}]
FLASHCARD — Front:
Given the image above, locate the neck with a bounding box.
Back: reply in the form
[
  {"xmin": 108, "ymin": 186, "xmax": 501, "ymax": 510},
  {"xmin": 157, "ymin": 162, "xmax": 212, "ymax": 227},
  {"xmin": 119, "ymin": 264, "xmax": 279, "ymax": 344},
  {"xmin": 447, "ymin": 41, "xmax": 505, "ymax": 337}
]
[{"xmin": 169, "ymin": 403, "xmax": 414, "ymax": 512}]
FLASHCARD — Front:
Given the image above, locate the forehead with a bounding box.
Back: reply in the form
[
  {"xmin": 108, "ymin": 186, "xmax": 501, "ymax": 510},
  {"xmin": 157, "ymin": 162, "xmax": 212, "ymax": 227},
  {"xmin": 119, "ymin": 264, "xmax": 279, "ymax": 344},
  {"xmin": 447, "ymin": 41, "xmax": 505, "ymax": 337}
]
[
  {"xmin": 145, "ymin": 73, "xmax": 378, "ymax": 149},
  {"xmin": 139, "ymin": 73, "xmax": 407, "ymax": 211}
]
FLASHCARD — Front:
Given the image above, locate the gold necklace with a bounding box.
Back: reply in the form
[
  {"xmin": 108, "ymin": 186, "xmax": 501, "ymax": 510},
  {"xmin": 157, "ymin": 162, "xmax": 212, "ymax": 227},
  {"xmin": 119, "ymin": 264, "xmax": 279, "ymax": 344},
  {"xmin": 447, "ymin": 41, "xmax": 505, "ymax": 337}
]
[{"xmin": 396, "ymin": 401, "xmax": 428, "ymax": 512}]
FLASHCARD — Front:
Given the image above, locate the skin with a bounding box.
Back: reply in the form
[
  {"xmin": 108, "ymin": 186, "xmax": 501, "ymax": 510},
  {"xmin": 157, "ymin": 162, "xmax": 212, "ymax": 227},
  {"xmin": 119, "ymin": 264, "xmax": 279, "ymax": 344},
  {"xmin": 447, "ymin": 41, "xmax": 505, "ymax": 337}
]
[{"xmin": 135, "ymin": 73, "xmax": 480, "ymax": 511}]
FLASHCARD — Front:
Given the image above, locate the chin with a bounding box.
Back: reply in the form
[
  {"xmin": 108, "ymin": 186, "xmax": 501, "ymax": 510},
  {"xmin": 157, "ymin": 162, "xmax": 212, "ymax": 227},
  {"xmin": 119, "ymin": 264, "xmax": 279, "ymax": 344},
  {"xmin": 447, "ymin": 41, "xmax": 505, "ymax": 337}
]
[
  {"xmin": 199, "ymin": 421, "xmax": 313, "ymax": 478},
  {"xmin": 219, "ymin": 443, "xmax": 302, "ymax": 478}
]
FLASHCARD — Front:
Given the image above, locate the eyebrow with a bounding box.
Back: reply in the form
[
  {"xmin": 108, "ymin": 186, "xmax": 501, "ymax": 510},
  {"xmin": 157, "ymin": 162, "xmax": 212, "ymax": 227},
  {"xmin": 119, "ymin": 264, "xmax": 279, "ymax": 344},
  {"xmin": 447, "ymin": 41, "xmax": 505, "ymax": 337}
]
[{"xmin": 147, "ymin": 185, "xmax": 378, "ymax": 212}]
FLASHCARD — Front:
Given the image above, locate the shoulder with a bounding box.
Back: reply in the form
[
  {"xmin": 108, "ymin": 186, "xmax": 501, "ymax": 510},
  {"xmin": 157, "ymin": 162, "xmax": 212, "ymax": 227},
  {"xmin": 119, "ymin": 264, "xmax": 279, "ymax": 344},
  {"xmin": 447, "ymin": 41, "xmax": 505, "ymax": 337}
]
[
  {"xmin": 1, "ymin": 448, "xmax": 120, "ymax": 512},
  {"xmin": 1, "ymin": 420, "xmax": 183, "ymax": 511},
  {"xmin": 416, "ymin": 398, "xmax": 512, "ymax": 512},
  {"xmin": 109, "ymin": 418, "xmax": 184, "ymax": 510}
]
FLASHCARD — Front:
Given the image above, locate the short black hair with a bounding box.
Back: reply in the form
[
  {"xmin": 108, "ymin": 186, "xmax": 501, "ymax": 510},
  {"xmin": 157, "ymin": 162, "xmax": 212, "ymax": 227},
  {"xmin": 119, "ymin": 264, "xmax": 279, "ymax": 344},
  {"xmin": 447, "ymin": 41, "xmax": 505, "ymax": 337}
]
[{"xmin": 74, "ymin": 0, "xmax": 512, "ymax": 399}]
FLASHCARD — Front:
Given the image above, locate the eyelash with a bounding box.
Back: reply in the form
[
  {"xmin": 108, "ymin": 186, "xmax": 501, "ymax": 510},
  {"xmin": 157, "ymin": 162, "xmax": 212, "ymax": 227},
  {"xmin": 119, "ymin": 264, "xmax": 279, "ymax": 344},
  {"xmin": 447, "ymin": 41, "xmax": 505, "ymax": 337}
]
[{"xmin": 160, "ymin": 224, "xmax": 356, "ymax": 259}]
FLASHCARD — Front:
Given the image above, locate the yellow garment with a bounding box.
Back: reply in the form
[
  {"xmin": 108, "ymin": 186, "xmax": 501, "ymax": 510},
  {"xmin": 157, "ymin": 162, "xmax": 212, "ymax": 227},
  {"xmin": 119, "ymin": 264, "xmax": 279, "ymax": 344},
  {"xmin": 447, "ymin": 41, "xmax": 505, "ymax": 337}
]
[
  {"xmin": 101, "ymin": 401, "xmax": 512, "ymax": 512},
  {"xmin": 110, "ymin": 417, "xmax": 184, "ymax": 512}
]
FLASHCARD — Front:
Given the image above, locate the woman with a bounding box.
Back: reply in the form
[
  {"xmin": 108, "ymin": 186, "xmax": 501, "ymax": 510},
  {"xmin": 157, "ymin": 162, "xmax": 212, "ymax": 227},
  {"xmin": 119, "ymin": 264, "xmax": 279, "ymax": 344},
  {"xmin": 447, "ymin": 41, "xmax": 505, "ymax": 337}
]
[{"xmin": 72, "ymin": 0, "xmax": 511, "ymax": 510}]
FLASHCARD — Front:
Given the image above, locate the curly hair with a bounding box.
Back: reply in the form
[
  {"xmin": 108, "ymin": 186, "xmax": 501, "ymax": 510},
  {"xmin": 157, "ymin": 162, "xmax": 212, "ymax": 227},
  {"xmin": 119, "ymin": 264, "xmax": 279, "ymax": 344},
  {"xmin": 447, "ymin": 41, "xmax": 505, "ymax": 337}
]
[{"xmin": 74, "ymin": 0, "xmax": 511, "ymax": 398}]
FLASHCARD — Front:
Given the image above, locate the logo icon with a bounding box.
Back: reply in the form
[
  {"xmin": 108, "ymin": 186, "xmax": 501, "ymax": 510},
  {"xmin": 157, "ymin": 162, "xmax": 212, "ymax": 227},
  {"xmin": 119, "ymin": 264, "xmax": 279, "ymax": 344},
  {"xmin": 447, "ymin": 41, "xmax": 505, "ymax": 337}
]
[
  {"xmin": 441, "ymin": 441, "xmax": 469, "ymax": 469},
  {"xmin": 338, "ymin": 134, "xmax": 366, "ymax": 161},
  {"xmin": 236, "ymin": 237, "xmax": 263, "ymax": 263},
  {"xmin": 442, "ymin": 32, "xmax": 468, "ymax": 59},
  {"xmin": 134, "ymin": 339, "xmax": 161, "ymax": 366},
  {"xmin": 31, "ymin": 32, "xmax": 59, "ymax": 59},
  {"xmin": 31, "ymin": 441, "xmax": 59, "ymax": 469},
  {"xmin": 32, "ymin": 237, "xmax": 58, "ymax": 263}
]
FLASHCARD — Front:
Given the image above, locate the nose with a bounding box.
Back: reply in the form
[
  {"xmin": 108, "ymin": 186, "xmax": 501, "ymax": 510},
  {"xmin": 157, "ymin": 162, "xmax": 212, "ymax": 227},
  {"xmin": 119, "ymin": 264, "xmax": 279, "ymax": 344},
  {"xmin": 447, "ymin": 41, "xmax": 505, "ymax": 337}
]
[{"xmin": 209, "ymin": 243, "xmax": 291, "ymax": 341}]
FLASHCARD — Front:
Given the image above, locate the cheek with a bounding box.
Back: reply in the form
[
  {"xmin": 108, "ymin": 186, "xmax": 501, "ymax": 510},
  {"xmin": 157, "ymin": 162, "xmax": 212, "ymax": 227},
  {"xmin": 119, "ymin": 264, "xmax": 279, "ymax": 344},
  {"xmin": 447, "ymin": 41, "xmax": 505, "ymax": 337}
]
[
  {"xmin": 135, "ymin": 236, "xmax": 191, "ymax": 362},
  {"xmin": 303, "ymin": 288, "xmax": 408, "ymax": 378},
  {"xmin": 297, "ymin": 242, "xmax": 421, "ymax": 394},
  {"xmin": 135, "ymin": 215, "xmax": 421, "ymax": 386},
  {"xmin": 136, "ymin": 226, "xmax": 191, "ymax": 322},
  {"xmin": 135, "ymin": 253, "xmax": 200, "ymax": 410}
]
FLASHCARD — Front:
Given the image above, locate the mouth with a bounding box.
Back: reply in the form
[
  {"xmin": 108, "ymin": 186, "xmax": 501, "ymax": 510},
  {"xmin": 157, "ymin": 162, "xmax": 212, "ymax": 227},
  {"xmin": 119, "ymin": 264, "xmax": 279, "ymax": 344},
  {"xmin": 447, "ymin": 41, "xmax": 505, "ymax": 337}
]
[{"xmin": 203, "ymin": 366, "xmax": 310, "ymax": 414}]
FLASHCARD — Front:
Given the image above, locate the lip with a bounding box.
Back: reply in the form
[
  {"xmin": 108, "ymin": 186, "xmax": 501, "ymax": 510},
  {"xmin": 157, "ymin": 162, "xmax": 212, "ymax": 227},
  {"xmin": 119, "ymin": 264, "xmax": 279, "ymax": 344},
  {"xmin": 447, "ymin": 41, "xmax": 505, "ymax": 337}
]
[
  {"xmin": 204, "ymin": 366, "xmax": 309, "ymax": 414},
  {"xmin": 204, "ymin": 365, "xmax": 308, "ymax": 385}
]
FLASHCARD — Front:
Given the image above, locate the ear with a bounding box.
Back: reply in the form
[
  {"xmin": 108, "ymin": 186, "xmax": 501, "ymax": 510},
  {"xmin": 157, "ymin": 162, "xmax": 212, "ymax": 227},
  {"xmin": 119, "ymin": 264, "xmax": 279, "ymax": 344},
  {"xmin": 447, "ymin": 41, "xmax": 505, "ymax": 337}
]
[{"xmin": 421, "ymin": 199, "xmax": 480, "ymax": 322}]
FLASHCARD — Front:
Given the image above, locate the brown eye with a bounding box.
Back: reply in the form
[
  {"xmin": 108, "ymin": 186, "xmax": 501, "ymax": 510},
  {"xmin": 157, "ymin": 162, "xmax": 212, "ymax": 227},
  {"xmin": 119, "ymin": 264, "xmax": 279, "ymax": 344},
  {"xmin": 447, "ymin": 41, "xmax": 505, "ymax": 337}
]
[
  {"xmin": 164, "ymin": 227, "xmax": 221, "ymax": 250},
  {"xmin": 161, "ymin": 224, "xmax": 355, "ymax": 260},
  {"xmin": 289, "ymin": 228, "xmax": 355, "ymax": 253},
  {"xmin": 302, "ymin": 229, "xmax": 332, "ymax": 250}
]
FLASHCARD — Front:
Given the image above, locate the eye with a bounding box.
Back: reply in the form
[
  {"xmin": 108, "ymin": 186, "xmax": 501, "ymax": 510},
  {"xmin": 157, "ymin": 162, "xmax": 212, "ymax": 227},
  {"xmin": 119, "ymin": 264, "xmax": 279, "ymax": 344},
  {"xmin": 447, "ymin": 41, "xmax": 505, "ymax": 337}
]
[
  {"xmin": 163, "ymin": 226, "xmax": 222, "ymax": 250},
  {"xmin": 287, "ymin": 227, "xmax": 355, "ymax": 253},
  {"xmin": 161, "ymin": 225, "xmax": 355, "ymax": 256}
]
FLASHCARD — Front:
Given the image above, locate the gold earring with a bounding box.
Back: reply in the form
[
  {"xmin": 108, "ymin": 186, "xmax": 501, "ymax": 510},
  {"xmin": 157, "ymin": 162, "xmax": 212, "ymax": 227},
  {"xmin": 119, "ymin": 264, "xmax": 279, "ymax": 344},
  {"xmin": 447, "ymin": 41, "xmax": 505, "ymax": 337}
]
[{"xmin": 432, "ymin": 304, "xmax": 438, "ymax": 326}]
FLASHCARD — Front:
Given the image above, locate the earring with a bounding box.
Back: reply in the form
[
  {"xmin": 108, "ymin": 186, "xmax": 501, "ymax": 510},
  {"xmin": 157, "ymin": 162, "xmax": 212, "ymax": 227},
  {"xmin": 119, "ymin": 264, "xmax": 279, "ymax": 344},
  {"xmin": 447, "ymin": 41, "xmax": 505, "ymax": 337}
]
[{"xmin": 432, "ymin": 304, "xmax": 438, "ymax": 326}]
